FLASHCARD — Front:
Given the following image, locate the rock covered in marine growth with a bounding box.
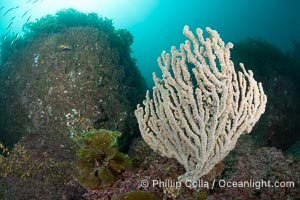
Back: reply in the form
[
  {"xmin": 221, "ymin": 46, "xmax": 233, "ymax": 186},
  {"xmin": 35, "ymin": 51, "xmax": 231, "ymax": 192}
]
[{"xmin": 0, "ymin": 24, "xmax": 146, "ymax": 150}]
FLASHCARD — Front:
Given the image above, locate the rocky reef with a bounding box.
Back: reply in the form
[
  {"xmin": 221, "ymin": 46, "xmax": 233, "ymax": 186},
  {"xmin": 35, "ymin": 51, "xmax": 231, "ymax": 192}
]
[
  {"xmin": 0, "ymin": 9, "xmax": 299, "ymax": 199},
  {"xmin": 231, "ymin": 38, "xmax": 300, "ymax": 151},
  {"xmin": 0, "ymin": 9, "xmax": 146, "ymax": 199},
  {"xmin": 0, "ymin": 9, "xmax": 147, "ymax": 150}
]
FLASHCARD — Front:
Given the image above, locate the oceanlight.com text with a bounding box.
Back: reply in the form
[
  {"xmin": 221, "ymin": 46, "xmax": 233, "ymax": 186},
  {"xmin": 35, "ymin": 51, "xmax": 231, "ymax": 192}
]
[{"xmin": 140, "ymin": 179, "xmax": 295, "ymax": 190}]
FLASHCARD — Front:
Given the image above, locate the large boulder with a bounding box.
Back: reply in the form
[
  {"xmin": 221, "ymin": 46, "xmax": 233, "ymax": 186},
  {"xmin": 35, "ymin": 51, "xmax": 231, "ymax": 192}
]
[{"xmin": 0, "ymin": 10, "xmax": 147, "ymax": 151}]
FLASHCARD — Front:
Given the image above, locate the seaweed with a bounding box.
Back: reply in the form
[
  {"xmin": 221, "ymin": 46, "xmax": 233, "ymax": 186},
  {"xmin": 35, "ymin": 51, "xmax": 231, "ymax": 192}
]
[
  {"xmin": 74, "ymin": 129, "xmax": 132, "ymax": 189},
  {"xmin": 114, "ymin": 190, "xmax": 160, "ymax": 200},
  {"xmin": 23, "ymin": 8, "xmax": 114, "ymax": 38}
]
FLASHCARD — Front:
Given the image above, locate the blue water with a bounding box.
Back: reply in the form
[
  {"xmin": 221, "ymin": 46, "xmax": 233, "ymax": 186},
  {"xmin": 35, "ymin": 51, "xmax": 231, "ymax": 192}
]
[{"xmin": 0, "ymin": 0, "xmax": 300, "ymax": 87}]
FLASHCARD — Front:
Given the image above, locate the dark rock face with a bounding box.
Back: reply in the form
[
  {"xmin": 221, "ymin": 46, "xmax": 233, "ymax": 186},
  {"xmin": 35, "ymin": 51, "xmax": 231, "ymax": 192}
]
[
  {"xmin": 0, "ymin": 26, "xmax": 147, "ymax": 150},
  {"xmin": 231, "ymin": 38, "xmax": 300, "ymax": 151}
]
